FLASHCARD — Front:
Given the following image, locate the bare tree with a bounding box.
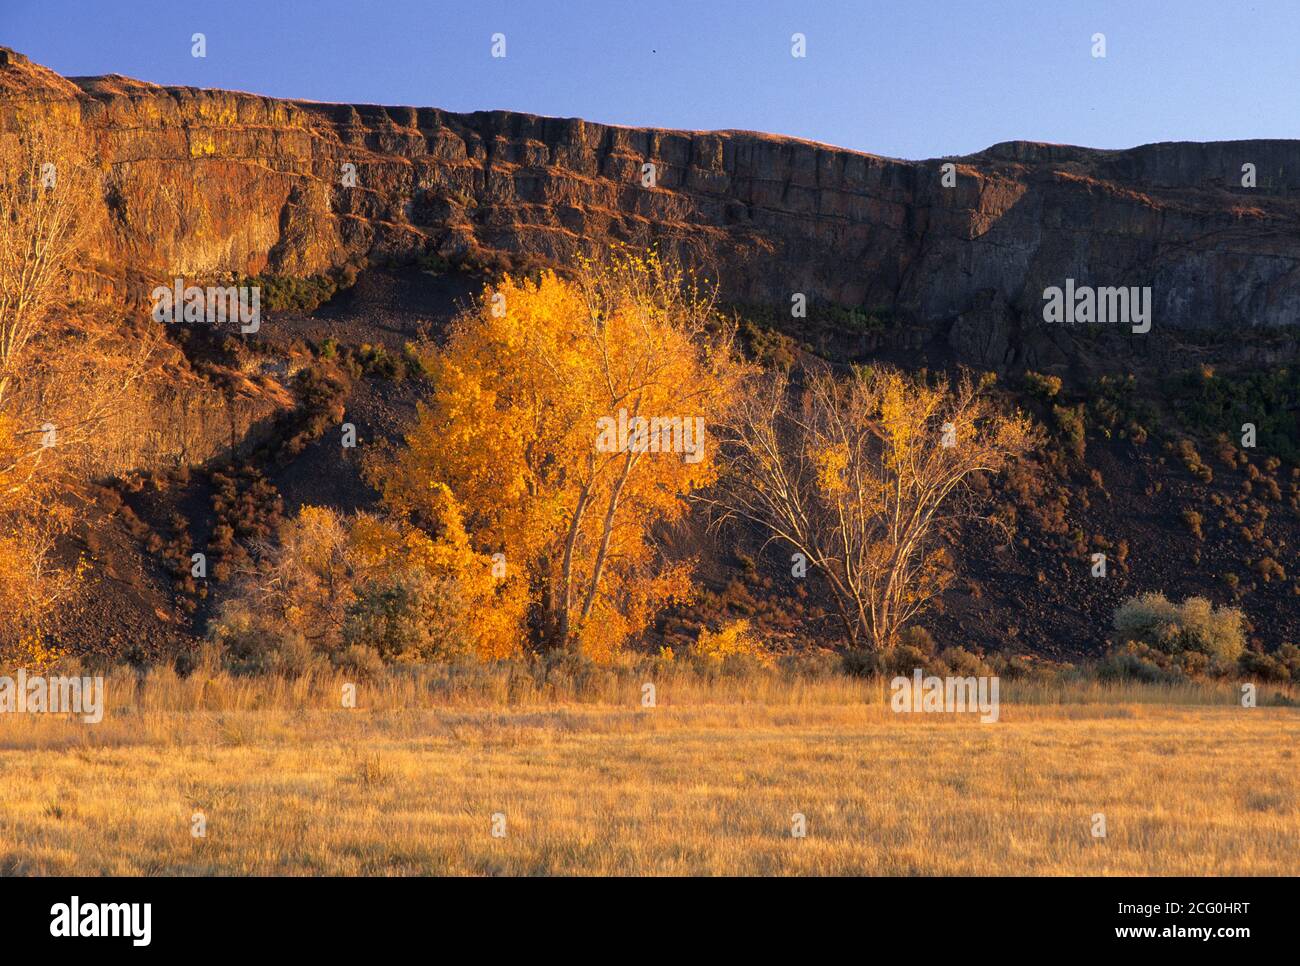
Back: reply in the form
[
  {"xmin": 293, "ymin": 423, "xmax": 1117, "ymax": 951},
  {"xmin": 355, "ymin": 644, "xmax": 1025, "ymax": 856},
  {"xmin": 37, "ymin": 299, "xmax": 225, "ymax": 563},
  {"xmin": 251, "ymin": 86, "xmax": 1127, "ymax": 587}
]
[
  {"xmin": 0, "ymin": 122, "xmax": 93, "ymax": 409},
  {"xmin": 0, "ymin": 119, "xmax": 159, "ymax": 489},
  {"xmin": 0, "ymin": 119, "xmax": 156, "ymax": 655},
  {"xmin": 715, "ymin": 364, "xmax": 1034, "ymax": 650}
]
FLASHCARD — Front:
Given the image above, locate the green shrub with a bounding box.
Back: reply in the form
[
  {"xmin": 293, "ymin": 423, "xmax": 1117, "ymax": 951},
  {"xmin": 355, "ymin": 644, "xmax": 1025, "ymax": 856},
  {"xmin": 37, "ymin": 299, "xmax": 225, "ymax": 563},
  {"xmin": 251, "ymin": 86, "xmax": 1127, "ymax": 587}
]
[
  {"xmin": 1051, "ymin": 403, "xmax": 1087, "ymax": 460},
  {"xmin": 883, "ymin": 644, "xmax": 943, "ymax": 677},
  {"xmin": 820, "ymin": 305, "xmax": 891, "ymax": 333},
  {"xmin": 840, "ymin": 628, "xmax": 940, "ymax": 678},
  {"xmin": 938, "ymin": 646, "xmax": 994, "ymax": 677},
  {"xmin": 333, "ymin": 644, "xmax": 385, "ymax": 681},
  {"xmin": 1024, "ymin": 370, "xmax": 1062, "ymax": 400},
  {"xmin": 1165, "ymin": 364, "xmax": 1300, "ymax": 464},
  {"xmin": 739, "ymin": 319, "xmax": 798, "ymax": 371},
  {"xmin": 1098, "ymin": 641, "xmax": 1181, "ymax": 684},
  {"xmin": 1112, "ymin": 593, "xmax": 1245, "ymax": 662},
  {"xmin": 1238, "ymin": 650, "xmax": 1291, "ymax": 683},
  {"xmin": 1088, "ymin": 373, "xmax": 1154, "ymax": 443},
  {"xmin": 841, "ymin": 648, "xmax": 881, "ymax": 678},
  {"xmin": 208, "ymin": 602, "xmax": 317, "ymax": 677},
  {"xmin": 537, "ymin": 650, "xmax": 608, "ymax": 693},
  {"xmin": 778, "ymin": 649, "xmax": 842, "ymax": 679},
  {"xmin": 401, "ymin": 341, "xmax": 433, "ymax": 379},
  {"xmin": 355, "ymin": 343, "xmax": 404, "ymax": 381},
  {"xmin": 246, "ymin": 273, "xmax": 340, "ymax": 313},
  {"xmin": 416, "ymin": 251, "xmax": 451, "ymax": 275},
  {"xmin": 343, "ymin": 570, "xmax": 474, "ymax": 663},
  {"xmin": 1278, "ymin": 644, "xmax": 1300, "ymax": 681},
  {"xmin": 895, "ymin": 625, "xmax": 937, "ymax": 654}
]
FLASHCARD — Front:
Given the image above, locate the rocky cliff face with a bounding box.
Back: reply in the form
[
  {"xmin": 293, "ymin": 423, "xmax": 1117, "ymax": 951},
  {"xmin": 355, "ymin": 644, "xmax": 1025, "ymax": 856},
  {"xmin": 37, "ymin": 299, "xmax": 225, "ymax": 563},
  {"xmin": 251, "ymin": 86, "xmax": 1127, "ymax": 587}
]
[{"xmin": 5, "ymin": 48, "xmax": 1300, "ymax": 366}]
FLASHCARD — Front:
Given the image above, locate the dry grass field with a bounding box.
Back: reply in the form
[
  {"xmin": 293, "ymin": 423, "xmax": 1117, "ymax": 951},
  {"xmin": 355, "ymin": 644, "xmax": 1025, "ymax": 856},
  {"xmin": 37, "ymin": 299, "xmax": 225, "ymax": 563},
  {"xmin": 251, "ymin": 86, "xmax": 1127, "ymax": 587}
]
[{"xmin": 0, "ymin": 666, "xmax": 1296, "ymax": 876}]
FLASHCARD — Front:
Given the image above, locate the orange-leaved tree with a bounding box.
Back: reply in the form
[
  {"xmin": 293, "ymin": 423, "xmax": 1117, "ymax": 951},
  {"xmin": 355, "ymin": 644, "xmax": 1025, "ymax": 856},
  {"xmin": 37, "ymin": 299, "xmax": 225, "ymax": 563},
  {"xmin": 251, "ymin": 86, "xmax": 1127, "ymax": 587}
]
[{"xmin": 373, "ymin": 250, "xmax": 746, "ymax": 658}]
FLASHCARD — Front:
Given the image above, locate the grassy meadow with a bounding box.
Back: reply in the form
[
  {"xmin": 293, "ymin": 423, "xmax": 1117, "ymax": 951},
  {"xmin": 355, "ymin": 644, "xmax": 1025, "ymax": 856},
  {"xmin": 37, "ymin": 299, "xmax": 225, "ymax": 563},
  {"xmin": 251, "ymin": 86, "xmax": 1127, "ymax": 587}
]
[{"xmin": 1, "ymin": 664, "xmax": 1296, "ymax": 876}]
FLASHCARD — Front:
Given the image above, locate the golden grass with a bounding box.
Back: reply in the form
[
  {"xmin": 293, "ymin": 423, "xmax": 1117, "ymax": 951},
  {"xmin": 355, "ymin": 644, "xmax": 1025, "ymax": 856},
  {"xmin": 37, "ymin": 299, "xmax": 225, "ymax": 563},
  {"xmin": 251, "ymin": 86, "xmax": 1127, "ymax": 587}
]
[{"xmin": 0, "ymin": 666, "xmax": 1296, "ymax": 875}]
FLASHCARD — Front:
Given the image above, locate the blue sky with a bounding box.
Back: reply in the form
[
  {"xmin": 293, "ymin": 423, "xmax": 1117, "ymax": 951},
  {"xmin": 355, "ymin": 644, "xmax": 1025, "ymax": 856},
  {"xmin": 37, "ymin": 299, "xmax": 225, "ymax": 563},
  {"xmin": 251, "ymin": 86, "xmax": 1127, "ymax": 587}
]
[{"xmin": 4, "ymin": 0, "xmax": 1295, "ymax": 159}]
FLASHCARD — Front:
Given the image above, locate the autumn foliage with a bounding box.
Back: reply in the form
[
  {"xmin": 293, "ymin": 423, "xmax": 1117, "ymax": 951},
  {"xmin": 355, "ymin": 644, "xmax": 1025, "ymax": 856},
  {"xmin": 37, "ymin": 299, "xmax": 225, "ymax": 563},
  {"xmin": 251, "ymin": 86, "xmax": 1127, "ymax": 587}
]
[
  {"xmin": 211, "ymin": 501, "xmax": 524, "ymax": 670},
  {"xmin": 372, "ymin": 250, "xmax": 746, "ymax": 658},
  {"xmin": 1, "ymin": 134, "xmax": 1035, "ymax": 669}
]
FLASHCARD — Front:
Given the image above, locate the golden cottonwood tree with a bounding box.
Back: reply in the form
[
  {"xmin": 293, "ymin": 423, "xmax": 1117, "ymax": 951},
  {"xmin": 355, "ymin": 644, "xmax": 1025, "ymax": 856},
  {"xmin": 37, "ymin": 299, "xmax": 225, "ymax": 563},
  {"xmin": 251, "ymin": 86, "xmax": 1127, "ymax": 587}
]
[
  {"xmin": 718, "ymin": 365, "xmax": 1033, "ymax": 650},
  {"xmin": 374, "ymin": 251, "xmax": 745, "ymax": 658}
]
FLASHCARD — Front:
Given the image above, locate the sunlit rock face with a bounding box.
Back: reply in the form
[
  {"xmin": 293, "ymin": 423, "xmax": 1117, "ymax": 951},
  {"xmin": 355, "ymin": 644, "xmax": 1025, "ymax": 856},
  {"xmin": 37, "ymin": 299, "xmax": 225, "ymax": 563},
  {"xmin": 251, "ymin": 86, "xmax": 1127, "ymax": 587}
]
[{"xmin": 5, "ymin": 48, "xmax": 1300, "ymax": 358}]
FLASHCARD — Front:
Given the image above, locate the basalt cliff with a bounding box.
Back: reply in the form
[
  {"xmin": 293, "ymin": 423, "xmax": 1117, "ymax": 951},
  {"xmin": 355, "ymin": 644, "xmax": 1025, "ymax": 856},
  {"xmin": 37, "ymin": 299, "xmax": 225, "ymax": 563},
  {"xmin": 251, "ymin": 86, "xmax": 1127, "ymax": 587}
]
[{"xmin": 4, "ymin": 46, "xmax": 1299, "ymax": 374}]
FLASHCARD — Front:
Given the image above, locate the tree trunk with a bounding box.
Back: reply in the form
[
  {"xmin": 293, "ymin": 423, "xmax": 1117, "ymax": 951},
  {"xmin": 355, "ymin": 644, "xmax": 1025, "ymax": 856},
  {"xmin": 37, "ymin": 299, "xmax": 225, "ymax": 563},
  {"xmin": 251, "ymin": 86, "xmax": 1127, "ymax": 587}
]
[{"xmin": 554, "ymin": 487, "xmax": 591, "ymax": 651}]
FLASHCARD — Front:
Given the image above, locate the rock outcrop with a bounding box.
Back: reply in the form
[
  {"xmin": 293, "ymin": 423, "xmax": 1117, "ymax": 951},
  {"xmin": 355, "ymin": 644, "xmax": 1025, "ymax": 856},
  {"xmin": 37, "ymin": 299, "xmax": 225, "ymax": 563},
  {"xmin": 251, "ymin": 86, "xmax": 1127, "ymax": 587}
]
[{"xmin": 5, "ymin": 48, "xmax": 1300, "ymax": 363}]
